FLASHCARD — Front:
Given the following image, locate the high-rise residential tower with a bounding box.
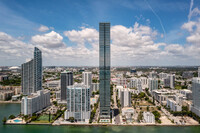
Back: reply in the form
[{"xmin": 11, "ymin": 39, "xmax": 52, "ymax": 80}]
[
  {"xmin": 82, "ymin": 72, "xmax": 92, "ymax": 88},
  {"xmin": 64, "ymin": 83, "xmax": 90, "ymax": 122},
  {"xmin": 60, "ymin": 70, "xmax": 73, "ymax": 101},
  {"xmin": 21, "ymin": 59, "xmax": 34, "ymax": 95},
  {"xmin": 21, "ymin": 47, "xmax": 42, "ymax": 95},
  {"xmin": 99, "ymin": 22, "xmax": 111, "ymax": 122},
  {"xmin": 34, "ymin": 47, "xmax": 42, "ymax": 92},
  {"xmin": 148, "ymin": 78, "xmax": 158, "ymax": 93}
]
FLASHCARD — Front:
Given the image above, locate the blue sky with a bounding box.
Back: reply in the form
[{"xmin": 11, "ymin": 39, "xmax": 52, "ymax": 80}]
[{"xmin": 0, "ymin": 0, "xmax": 200, "ymax": 66}]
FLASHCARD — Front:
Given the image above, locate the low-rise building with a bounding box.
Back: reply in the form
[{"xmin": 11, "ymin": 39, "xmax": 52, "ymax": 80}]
[
  {"xmin": 122, "ymin": 107, "xmax": 134, "ymax": 123},
  {"xmin": 167, "ymin": 98, "xmax": 182, "ymax": 112},
  {"xmin": 91, "ymin": 83, "xmax": 99, "ymax": 92},
  {"xmin": 0, "ymin": 75, "xmax": 9, "ymax": 81},
  {"xmin": 179, "ymin": 89, "xmax": 192, "ymax": 100},
  {"xmin": 0, "ymin": 90, "xmax": 14, "ymax": 101},
  {"xmin": 143, "ymin": 112, "xmax": 155, "ymax": 123},
  {"xmin": 45, "ymin": 80, "xmax": 60, "ymax": 90},
  {"xmin": 56, "ymin": 90, "xmax": 61, "ymax": 101},
  {"xmin": 21, "ymin": 89, "xmax": 50, "ymax": 115},
  {"xmin": 12, "ymin": 94, "xmax": 21, "ymax": 101}
]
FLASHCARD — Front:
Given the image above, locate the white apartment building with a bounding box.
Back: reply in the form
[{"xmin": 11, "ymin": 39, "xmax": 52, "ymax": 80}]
[
  {"xmin": 191, "ymin": 77, "xmax": 200, "ymax": 117},
  {"xmin": 143, "ymin": 112, "xmax": 155, "ymax": 124},
  {"xmin": 45, "ymin": 80, "xmax": 60, "ymax": 89},
  {"xmin": 91, "ymin": 83, "xmax": 99, "ymax": 92},
  {"xmin": 21, "ymin": 89, "xmax": 50, "ymax": 115},
  {"xmin": 117, "ymin": 78, "xmax": 127, "ymax": 87},
  {"xmin": 64, "ymin": 83, "xmax": 90, "ymax": 122},
  {"xmin": 167, "ymin": 98, "xmax": 182, "ymax": 112},
  {"xmin": 128, "ymin": 77, "xmax": 148, "ymax": 92},
  {"xmin": 159, "ymin": 72, "xmax": 168, "ymax": 79},
  {"xmin": 82, "ymin": 72, "xmax": 92, "ymax": 88},
  {"xmin": 149, "ymin": 71, "xmax": 157, "ymax": 78},
  {"xmin": 148, "ymin": 78, "xmax": 158, "ymax": 92},
  {"xmin": 120, "ymin": 88, "xmax": 131, "ymax": 108},
  {"xmin": 117, "ymin": 86, "xmax": 131, "ymax": 107}
]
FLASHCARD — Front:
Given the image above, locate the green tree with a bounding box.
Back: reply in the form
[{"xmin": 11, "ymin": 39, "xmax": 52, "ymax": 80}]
[
  {"xmin": 147, "ymin": 106, "xmax": 149, "ymax": 111},
  {"xmin": 69, "ymin": 117, "xmax": 75, "ymax": 122},
  {"xmin": 8, "ymin": 115, "xmax": 16, "ymax": 119},
  {"xmin": 2, "ymin": 117, "xmax": 7, "ymax": 124},
  {"xmin": 53, "ymin": 101, "xmax": 58, "ymax": 106},
  {"xmin": 152, "ymin": 111, "xmax": 161, "ymax": 123}
]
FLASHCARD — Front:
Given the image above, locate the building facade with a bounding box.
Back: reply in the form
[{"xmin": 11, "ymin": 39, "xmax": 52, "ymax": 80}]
[
  {"xmin": 91, "ymin": 83, "xmax": 99, "ymax": 92},
  {"xmin": 191, "ymin": 77, "xmax": 200, "ymax": 117},
  {"xmin": 148, "ymin": 78, "xmax": 158, "ymax": 92},
  {"xmin": 82, "ymin": 72, "xmax": 92, "ymax": 88},
  {"xmin": 99, "ymin": 22, "xmax": 111, "ymax": 121},
  {"xmin": 21, "ymin": 89, "xmax": 50, "ymax": 115},
  {"xmin": 34, "ymin": 47, "xmax": 42, "ymax": 92},
  {"xmin": 120, "ymin": 88, "xmax": 131, "ymax": 108},
  {"xmin": 167, "ymin": 98, "xmax": 182, "ymax": 112},
  {"xmin": 143, "ymin": 112, "xmax": 155, "ymax": 123},
  {"xmin": 198, "ymin": 67, "xmax": 200, "ymax": 77},
  {"xmin": 21, "ymin": 59, "xmax": 34, "ymax": 95},
  {"xmin": 21, "ymin": 47, "xmax": 42, "ymax": 95},
  {"xmin": 64, "ymin": 83, "xmax": 90, "ymax": 122},
  {"xmin": 60, "ymin": 71, "xmax": 73, "ymax": 101}
]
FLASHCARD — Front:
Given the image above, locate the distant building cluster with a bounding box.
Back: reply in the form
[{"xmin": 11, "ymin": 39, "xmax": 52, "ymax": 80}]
[{"xmin": 3, "ymin": 22, "xmax": 200, "ymax": 125}]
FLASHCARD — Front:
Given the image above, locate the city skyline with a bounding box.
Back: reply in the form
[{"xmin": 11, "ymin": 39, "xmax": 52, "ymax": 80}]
[
  {"xmin": 0, "ymin": 0, "xmax": 200, "ymax": 66},
  {"xmin": 1, "ymin": 0, "xmax": 200, "ymax": 130}
]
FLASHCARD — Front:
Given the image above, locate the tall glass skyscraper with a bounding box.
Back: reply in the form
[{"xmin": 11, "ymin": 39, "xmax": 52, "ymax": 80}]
[
  {"xmin": 61, "ymin": 70, "xmax": 73, "ymax": 101},
  {"xmin": 99, "ymin": 22, "xmax": 111, "ymax": 121},
  {"xmin": 34, "ymin": 47, "xmax": 42, "ymax": 92},
  {"xmin": 21, "ymin": 59, "xmax": 34, "ymax": 95},
  {"xmin": 21, "ymin": 47, "xmax": 42, "ymax": 95}
]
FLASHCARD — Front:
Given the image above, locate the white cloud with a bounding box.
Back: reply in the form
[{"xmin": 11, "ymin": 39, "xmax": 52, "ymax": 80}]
[
  {"xmin": 165, "ymin": 44, "xmax": 184, "ymax": 55},
  {"xmin": 182, "ymin": 19, "xmax": 200, "ymax": 45},
  {"xmin": 64, "ymin": 27, "xmax": 98, "ymax": 47},
  {"xmin": 111, "ymin": 23, "xmax": 156, "ymax": 48},
  {"xmin": 181, "ymin": 21, "xmax": 196, "ymax": 32},
  {"xmin": 0, "ymin": 32, "xmax": 33, "ymax": 65},
  {"xmin": 2, "ymin": 20, "xmax": 200, "ymax": 66},
  {"xmin": 31, "ymin": 31, "xmax": 65, "ymax": 48},
  {"xmin": 188, "ymin": 0, "xmax": 200, "ymax": 21},
  {"xmin": 38, "ymin": 25, "xmax": 49, "ymax": 32}
]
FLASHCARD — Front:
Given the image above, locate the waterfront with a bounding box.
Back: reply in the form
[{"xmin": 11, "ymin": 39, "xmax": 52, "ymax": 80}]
[{"xmin": 0, "ymin": 104, "xmax": 200, "ymax": 133}]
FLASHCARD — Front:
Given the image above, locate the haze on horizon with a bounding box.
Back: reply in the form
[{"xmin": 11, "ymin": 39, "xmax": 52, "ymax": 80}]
[{"xmin": 0, "ymin": 0, "xmax": 200, "ymax": 66}]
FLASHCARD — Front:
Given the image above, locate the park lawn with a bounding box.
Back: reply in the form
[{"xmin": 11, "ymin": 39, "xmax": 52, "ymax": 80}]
[
  {"xmin": 32, "ymin": 114, "xmax": 53, "ymax": 123},
  {"xmin": 139, "ymin": 101, "xmax": 153, "ymax": 106}
]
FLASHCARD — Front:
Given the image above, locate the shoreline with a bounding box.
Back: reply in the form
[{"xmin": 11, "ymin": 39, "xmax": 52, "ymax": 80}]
[
  {"xmin": 0, "ymin": 101, "xmax": 21, "ymax": 104},
  {"xmin": 5, "ymin": 122, "xmax": 200, "ymax": 127}
]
